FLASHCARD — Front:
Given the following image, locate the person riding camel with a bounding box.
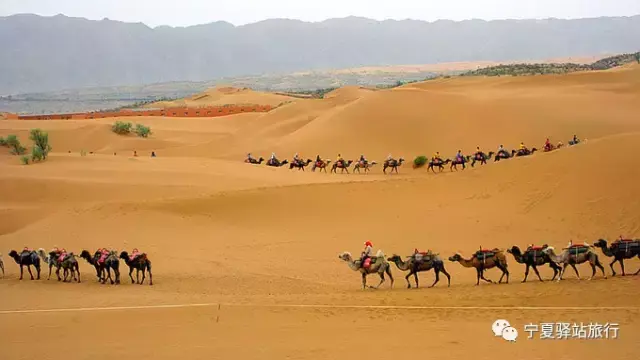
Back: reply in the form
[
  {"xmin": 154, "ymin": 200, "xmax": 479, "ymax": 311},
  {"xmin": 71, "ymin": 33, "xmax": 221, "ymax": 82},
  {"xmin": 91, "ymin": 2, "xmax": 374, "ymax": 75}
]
[
  {"xmin": 475, "ymin": 146, "xmax": 483, "ymax": 159},
  {"xmin": 336, "ymin": 153, "xmax": 344, "ymax": 167},
  {"xmin": 293, "ymin": 153, "xmax": 301, "ymax": 166},
  {"xmin": 544, "ymin": 138, "xmax": 551, "ymax": 151},
  {"xmin": 58, "ymin": 248, "xmax": 68, "ymax": 263},
  {"xmin": 246, "ymin": 153, "xmax": 255, "ymax": 162},
  {"xmin": 316, "ymin": 154, "xmax": 322, "ymax": 164},
  {"xmin": 497, "ymin": 145, "xmax": 507, "ymax": 157},
  {"xmin": 129, "ymin": 248, "xmax": 141, "ymax": 262},
  {"xmin": 571, "ymin": 134, "xmax": 580, "ymax": 145},
  {"xmin": 98, "ymin": 248, "xmax": 109, "ymax": 265},
  {"xmin": 359, "ymin": 154, "xmax": 367, "ymax": 166},
  {"xmin": 456, "ymin": 150, "xmax": 464, "ymax": 162},
  {"xmin": 432, "ymin": 152, "xmax": 442, "ymax": 164},
  {"xmin": 269, "ymin": 152, "xmax": 278, "ymax": 165},
  {"xmin": 359, "ymin": 241, "xmax": 373, "ymax": 269}
]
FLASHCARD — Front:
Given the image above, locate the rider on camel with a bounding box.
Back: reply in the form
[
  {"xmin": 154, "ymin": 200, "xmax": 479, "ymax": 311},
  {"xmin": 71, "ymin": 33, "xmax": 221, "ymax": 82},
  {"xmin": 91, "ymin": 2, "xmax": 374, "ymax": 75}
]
[
  {"xmin": 58, "ymin": 248, "xmax": 68, "ymax": 263},
  {"xmin": 572, "ymin": 134, "xmax": 579, "ymax": 144},
  {"xmin": 98, "ymin": 248, "xmax": 110, "ymax": 264},
  {"xmin": 359, "ymin": 241, "xmax": 373, "ymax": 269},
  {"xmin": 475, "ymin": 146, "xmax": 483, "ymax": 159},
  {"xmin": 269, "ymin": 152, "xmax": 278, "ymax": 165},
  {"xmin": 293, "ymin": 153, "xmax": 301, "ymax": 165},
  {"xmin": 432, "ymin": 152, "xmax": 442, "ymax": 164},
  {"xmin": 359, "ymin": 154, "xmax": 367, "ymax": 166},
  {"xmin": 336, "ymin": 153, "xmax": 344, "ymax": 167},
  {"xmin": 497, "ymin": 145, "xmax": 507, "ymax": 157},
  {"xmin": 130, "ymin": 248, "xmax": 141, "ymax": 262},
  {"xmin": 544, "ymin": 138, "xmax": 551, "ymax": 151},
  {"xmin": 246, "ymin": 153, "xmax": 255, "ymax": 162},
  {"xmin": 455, "ymin": 150, "xmax": 464, "ymax": 162},
  {"xmin": 519, "ymin": 142, "xmax": 527, "ymax": 151},
  {"xmin": 387, "ymin": 154, "xmax": 393, "ymax": 162}
]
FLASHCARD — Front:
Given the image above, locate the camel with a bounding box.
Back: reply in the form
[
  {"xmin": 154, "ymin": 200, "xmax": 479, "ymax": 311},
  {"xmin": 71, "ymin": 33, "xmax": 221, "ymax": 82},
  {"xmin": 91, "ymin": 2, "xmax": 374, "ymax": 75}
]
[
  {"xmin": 245, "ymin": 157, "xmax": 264, "ymax": 164},
  {"xmin": 8, "ymin": 249, "xmax": 41, "ymax": 280},
  {"xmin": 312, "ymin": 159, "xmax": 331, "ymax": 173},
  {"xmin": 353, "ymin": 160, "xmax": 377, "ymax": 174},
  {"xmin": 593, "ymin": 239, "xmax": 640, "ymax": 276},
  {"xmin": 449, "ymin": 156, "xmax": 470, "ymax": 171},
  {"xmin": 266, "ymin": 158, "xmax": 288, "ymax": 167},
  {"xmin": 387, "ymin": 252, "xmax": 451, "ymax": 288},
  {"xmin": 80, "ymin": 249, "xmax": 121, "ymax": 284},
  {"xmin": 120, "ymin": 251, "xmax": 153, "ymax": 285},
  {"xmin": 289, "ymin": 159, "xmax": 312, "ymax": 171},
  {"xmin": 543, "ymin": 143, "xmax": 563, "ymax": 152},
  {"xmin": 0, "ymin": 252, "xmax": 4, "ymax": 278},
  {"xmin": 471, "ymin": 152, "xmax": 494, "ymax": 167},
  {"xmin": 541, "ymin": 246, "xmax": 606, "ymax": 281},
  {"xmin": 512, "ymin": 148, "xmax": 538, "ymax": 157},
  {"xmin": 383, "ymin": 158, "xmax": 404, "ymax": 174},
  {"xmin": 427, "ymin": 159, "xmax": 451, "ymax": 173},
  {"xmin": 331, "ymin": 160, "xmax": 353, "ymax": 174},
  {"xmin": 507, "ymin": 245, "xmax": 561, "ymax": 282},
  {"xmin": 494, "ymin": 150, "xmax": 512, "ymax": 162},
  {"xmin": 37, "ymin": 249, "xmax": 80, "ymax": 283},
  {"xmin": 338, "ymin": 250, "xmax": 394, "ymax": 289},
  {"xmin": 448, "ymin": 248, "xmax": 509, "ymax": 285}
]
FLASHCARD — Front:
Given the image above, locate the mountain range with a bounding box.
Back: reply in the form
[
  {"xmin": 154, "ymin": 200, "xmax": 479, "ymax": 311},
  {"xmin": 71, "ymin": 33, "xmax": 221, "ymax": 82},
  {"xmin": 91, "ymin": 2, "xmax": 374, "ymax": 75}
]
[{"xmin": 1, "ymin": 13, "xmax": 639, "ymax": 95}]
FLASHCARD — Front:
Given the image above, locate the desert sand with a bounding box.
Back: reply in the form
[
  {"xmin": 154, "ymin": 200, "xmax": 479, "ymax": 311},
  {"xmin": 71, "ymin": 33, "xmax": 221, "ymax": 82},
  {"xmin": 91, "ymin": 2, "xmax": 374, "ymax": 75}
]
[{"xmin": 1, "ymin": 65, "xmax": 640, "ymax": 360}]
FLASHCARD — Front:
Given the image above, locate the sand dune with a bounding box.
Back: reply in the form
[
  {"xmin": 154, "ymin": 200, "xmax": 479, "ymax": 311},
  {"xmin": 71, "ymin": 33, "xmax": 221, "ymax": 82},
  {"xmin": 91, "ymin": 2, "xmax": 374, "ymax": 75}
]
[
  {"xmin": 146, "ymin": 85, "xmax": 298, "ymax": 108},
  {"xmin": 2, "ymin": 66, "xmax": 640, "ymax": 360}
]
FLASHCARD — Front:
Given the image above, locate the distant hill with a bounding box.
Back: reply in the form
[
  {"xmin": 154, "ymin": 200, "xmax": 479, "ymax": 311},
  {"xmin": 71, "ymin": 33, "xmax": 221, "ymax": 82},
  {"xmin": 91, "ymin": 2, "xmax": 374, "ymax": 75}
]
[
  {"xmin": 460, "ymin": 52, "xmax": 640, "ymax": 77},
  {"xmin": 1, "ymin": 14, "xmax": 639, "ymax": 95}
]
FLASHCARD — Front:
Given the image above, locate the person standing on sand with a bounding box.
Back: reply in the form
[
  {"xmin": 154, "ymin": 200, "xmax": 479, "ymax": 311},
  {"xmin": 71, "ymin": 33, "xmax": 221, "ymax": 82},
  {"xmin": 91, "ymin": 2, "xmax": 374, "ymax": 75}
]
[
  {"xmin": 133, "ymin": 150, "xmax": 138, "ymax": 157},
  {"xmin": 151, "ymin": 151, "xmax": 156, "ymax": 157}
]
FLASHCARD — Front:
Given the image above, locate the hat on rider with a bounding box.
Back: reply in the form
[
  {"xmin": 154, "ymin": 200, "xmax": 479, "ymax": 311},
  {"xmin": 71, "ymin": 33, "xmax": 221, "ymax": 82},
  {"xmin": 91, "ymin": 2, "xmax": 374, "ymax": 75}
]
[{"xmin": 364, "ymin": 240, "xmax": 373, "ymax": 247}]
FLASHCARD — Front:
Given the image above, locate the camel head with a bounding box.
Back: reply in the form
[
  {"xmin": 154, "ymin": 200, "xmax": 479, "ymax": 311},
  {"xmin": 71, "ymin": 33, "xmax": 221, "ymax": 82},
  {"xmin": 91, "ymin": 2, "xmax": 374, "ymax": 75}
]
[
  {"xmin": 541, "ymin": 246, "xmax": 555, "ymax": 254},
  {"xmin": 594, "ymin": 239, "xmax": 607, "ymax": 248},
  {"xmin": 448, "ymin": 253, "xmax": 462, "ymax": 262},
  {"xmin": 386, "ymin": 254, "xmax": 402, "ymax": 262},
  {"xmin": 507, "ymin": 246, "xmax": 520, "ymax": 256},
  {"xmin": 8, "ymin": 250, "xmax": 19, "ymax": 260},
  {"xmin": 119, "ymin": 251, "xmax": 129, "ymax": 260},
  {"xmin": 337, "ymin": 252, "xmax": 353, "ymax": 262},
  {"xmin": 80, "ymin": 250, "xmax": 93, "ymax": 260}
]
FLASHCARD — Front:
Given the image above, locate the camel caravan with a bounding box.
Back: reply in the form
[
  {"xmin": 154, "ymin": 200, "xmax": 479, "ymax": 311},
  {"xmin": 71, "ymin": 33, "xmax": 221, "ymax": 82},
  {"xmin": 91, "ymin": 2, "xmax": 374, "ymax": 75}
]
[
  {"xmin": 339, "ymin": 237, "xmax": 638, "ymax": 289},
  {"xmin": 4, "ymin": 247, "xmax": 152, "ymax": 285},
  {"xmin": 244, "ymin": 135, "xmax": 584, "ymax": 174}
]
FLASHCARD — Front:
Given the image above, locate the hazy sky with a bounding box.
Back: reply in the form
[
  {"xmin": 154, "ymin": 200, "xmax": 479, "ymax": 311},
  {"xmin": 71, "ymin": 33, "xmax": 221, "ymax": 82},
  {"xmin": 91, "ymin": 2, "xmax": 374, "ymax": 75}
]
[{"xmin": 2, "ymin": 0, "xmax": 639, "ymax": 27}]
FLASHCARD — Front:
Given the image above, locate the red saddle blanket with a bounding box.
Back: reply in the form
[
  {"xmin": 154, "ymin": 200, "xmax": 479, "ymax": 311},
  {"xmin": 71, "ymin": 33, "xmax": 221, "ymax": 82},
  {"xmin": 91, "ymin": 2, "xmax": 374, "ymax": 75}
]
[{"xmin": 363, "ymin": 258, "xmax": 372, "ymax": 269}]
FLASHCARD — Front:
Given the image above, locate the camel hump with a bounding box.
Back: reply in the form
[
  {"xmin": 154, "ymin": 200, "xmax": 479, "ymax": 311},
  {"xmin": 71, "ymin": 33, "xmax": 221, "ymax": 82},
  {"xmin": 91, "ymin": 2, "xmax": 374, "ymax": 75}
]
[{"xmin": 375, "ymin": 249, "xmax": 385, "ymax": 258}]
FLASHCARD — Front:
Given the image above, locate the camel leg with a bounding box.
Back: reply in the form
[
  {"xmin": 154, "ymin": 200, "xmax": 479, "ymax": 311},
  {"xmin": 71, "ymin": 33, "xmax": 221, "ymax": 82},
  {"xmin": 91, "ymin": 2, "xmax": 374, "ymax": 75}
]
[
  {"xmin": 128, "ymin": 267, "xmax": 135, "ymax": 284},
  {"xmin": 361, "ymin": 272, "xmax": 367, "ymax": 290},
  {"xmin": 522, "ymin": 264, "xmax": 530, "ymax": 283},
  {"xmin": 374, "ymin": 272, "xmax": 385, "ymax": 289},
  {"xmin": 135, "ymin": 268, "xmax": 140, "ymax": 284},
  {"xmin": 609, "ymin": 259, "xmax": 618, "ymax": 276},
  {"xmin": 19, "ymin": 265, "xmax": 24, "ymax": 280},
  {"xmin": 26, "ymin": 265, "xmax": 34, "ymax": 280},
  {"xmin": 557, "ymin": 263, "xmax": 568, "ymax": 281},
  {"xmin": 105, "ymin": 267, "xmax": 113, "ymax": 284},
  {"xmin": 619, "ymin": 258, "xmax": 625, "ymax": 276},
  {"xmin": 570, "ymin": 264, "xmax": 580, "ymax": 280},
  {"xmin": 47, "ymin": 263, "xmax": 53, "ymax": 280},
  {"xmin": 594, "ymin": 257, "xmax": 606, "ymax": 279},
  {"xmin": 76, "ymin": 264, "xmax": 81, "ymax": 283},
  {"xmin": 404, "ymin": 272, "xmax": 412, "ymax": 288},
  {"xmin": 440, "ymin": 265, "xmax": 451, "ymax": 287},
  {"xmin": 475, "ymin": 268, "xmax": 481, "ymax": 285},
  {"xmin": 414, "ymin": 271, "xmax": 419, "ymax": 288},
  {"xmin": 140, "ymin": 267, "xmax": 146, "ymax": 285},
  {"xmin": 532, "ymin": 265, "xmax": 543, "ymax": 282},
  {"xmin": 496, "ymin": 263, "xmax": 509, "ymax": 284},
  {"xmin": 549, "ymin": 262, "xmax": 560, "ymax": 281},
  {"xmin": 430, "ymin": 268, "xmax": 440, "ymax": 288},
  {"xmin": 56, "ymin": 266, "xmax": 62, "ymax": 281}
]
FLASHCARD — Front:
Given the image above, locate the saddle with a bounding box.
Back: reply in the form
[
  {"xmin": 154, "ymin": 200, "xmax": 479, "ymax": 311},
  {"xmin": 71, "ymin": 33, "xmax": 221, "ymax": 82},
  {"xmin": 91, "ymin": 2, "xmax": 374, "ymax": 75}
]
[
  {"xmin": 612, "ymin": 239, "xmax": 640, "ymax": 252},
  {"xmin": 413, "ymin": 251, "xmax": 435, "ymax": 263},
  {"xmin": 564, "ymin": 245, "xmax": 590, "ymax": 255},
  {"xmin": 475, "ymin": 249, "xmax": 496, "ymax": 260}
]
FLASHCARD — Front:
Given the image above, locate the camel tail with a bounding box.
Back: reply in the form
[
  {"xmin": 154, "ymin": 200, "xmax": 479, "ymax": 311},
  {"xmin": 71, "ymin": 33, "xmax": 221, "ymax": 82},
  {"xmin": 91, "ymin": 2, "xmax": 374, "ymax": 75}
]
[{"xmin": 37, "ymin": 248, "xmax": 49, "ymax": 264}]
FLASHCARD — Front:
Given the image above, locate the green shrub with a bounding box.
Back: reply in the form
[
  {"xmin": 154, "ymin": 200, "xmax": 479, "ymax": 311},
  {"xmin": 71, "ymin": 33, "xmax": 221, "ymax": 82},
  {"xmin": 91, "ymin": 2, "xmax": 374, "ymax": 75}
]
[
  {"xmin": 0, "ymin": 137, "xmax": 6, "ymax": 146},
  {"xmin": 112, "ymin": 121, "xmax": 133, "ymax": 135},
  {"xmin": 5, "ymin": 134, "xmax": 26, "ymax": 155},
  {"xmin": 134, "ymin": 123, "xmax": 152, "ymax": 138},
  {"xmin": 413, "ymin": 155, "xmax": 428, "ymax": 168},
  {"xmin": 20, "ymin": 155, "xmax": 30, "ymax": 165},
  {"xmin": 29, "ymin": 129, "xmax": 52, "ymax": 159},
  {"xmin": 31, "ymin": 145, "xmax": 45, "ymax": 162}
]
